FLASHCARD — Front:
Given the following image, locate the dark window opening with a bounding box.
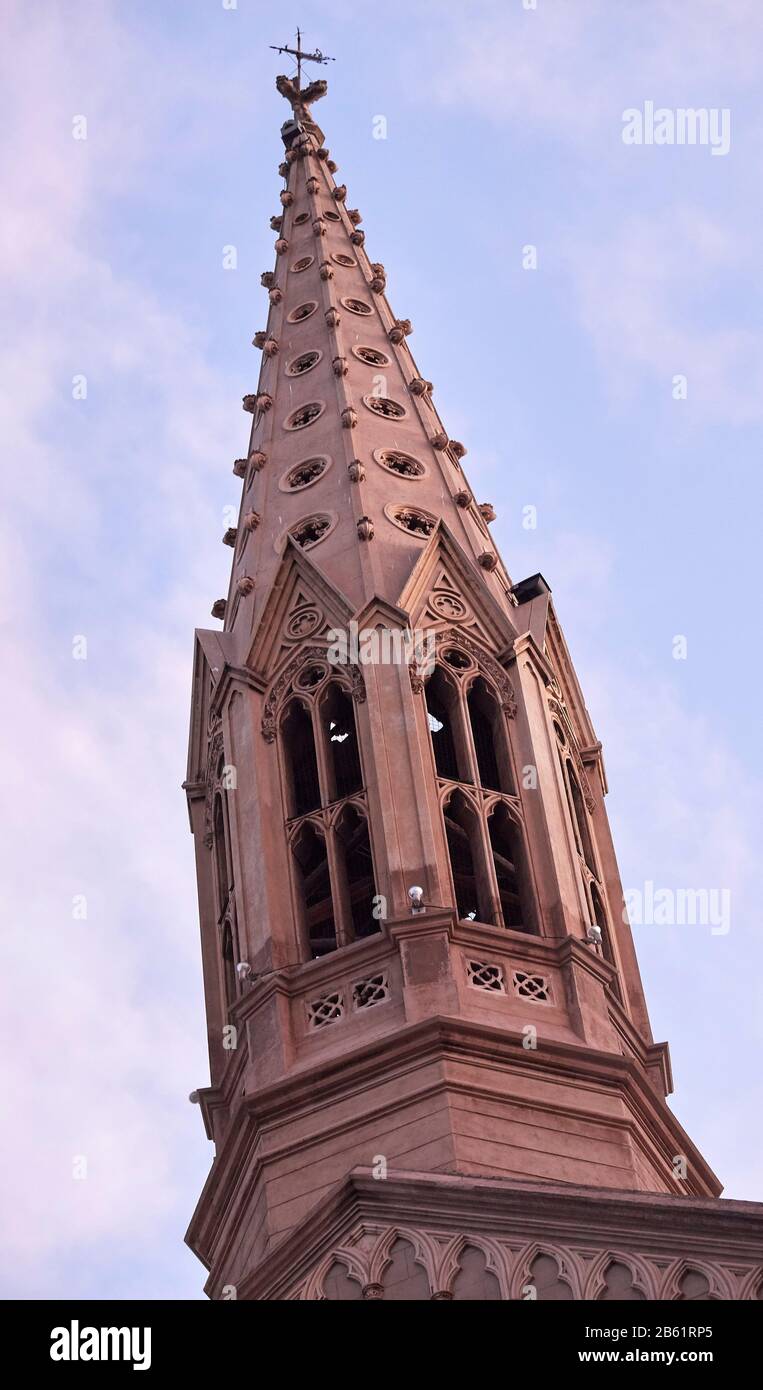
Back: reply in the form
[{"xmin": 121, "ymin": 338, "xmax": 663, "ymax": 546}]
[
  {"xmin": 365, "ymin": 395, "xmax": 405, "ymax": 418},
  {"xmin": 392, "ymin": 507, "xmax": 435, "ymax": 537},
  {"xmin": 291, "ymin": 515, "xmax": 330, "ymax": 548},
  {"xmin": 221, "ymin": 920, "xmax": 236, "ymax": 1010},
  {"xmin": 336, "ymin": 806, "xmax": 379, "ymax": 941},
  {"xmin": 282, "ymin": 701, "xmax": 321, "ymax": 816},
  {"xmin": 467, "ymin": 679, "xmax": 504, "ymax": 791},
  {"xmin": 293, "ymin": 823, "xmax": 336, "ymax": 957},
  {"xmin": 568, "ymin": 763, "xmax": 597, "ymax": 874},
  {"xmin": 213, "ymin": 797, "xmax": 229, "ymax": 916},
  {"xmin": 488, "ymin": 804, "xmax": 528, "ymax": 930},
  {"xmin": 322, "ymin": 685, "xmax": 363, "ymax": 799},
  {"xmin": 444, "ymin": 793, "xmax": 485, "ymax": 922},
  {"xmin": 426, "ymin": 674, "xmax": 460, "ymax": 780}
]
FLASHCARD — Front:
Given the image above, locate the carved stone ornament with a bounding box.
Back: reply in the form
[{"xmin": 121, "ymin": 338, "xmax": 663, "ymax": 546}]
[
  {"xmin": 312, "ymin": 219, "xmax": 326, "ymax": 237},
  {"xmin": 325, "ymin": 307, "xmax": 341, "ymax": 328},
  {"xmin": 261, "ymin": 270, "xmax": 276, "ymax": 289},
  {"xmin": 202, "ymin": 726, "xmax": 225, "ymax": 847},
  {"xmin": 478, "ymin": 551, "xmax": 498, "ymax": 571},
  {"xmin": 409, "ymin": 377, "xmax": 432, "ymax": 397},
  {"xmin": 455, "ymin": 490, "xmax": 472, "ymax": 508},
  {"xmin": 341, "ymin": 407, "xmax": 358, "ymax": 429},
  {"xmin": 347, "ymin": 459, "xmax": 365, "ymax": 482},
  {"xmin": 268, "ymin": 287, "xmax": 283, "ymax": 305},
  {"xmin": 333, "ymin": 184, "xmax": 347, "ymax": 202},
  {"xmin": 243, "ymin": 510, "xmax": 261, "ymax": 532},
  {"xmin": 285, "ymin": 148, "xmax": 298, "ymax": 164},
  {"xmin": 275, "ymin": 238, "xmax": 289, "ymax": 256},
  {"xmin": 370, "ymin": 275, "xmax": 386, "ymax": 294},
  {"xmin": 236, "ymin": 575, "xmax": 255, "ymax": 597},
  {"xmin": 232, "ymin": 458, "xmax": 248, "ymax": 478},
  {"xmin": 255, "ymin": 392, "xmax": 273, "ymax": 413},
  {"xmin": 270, "ymin": 215, "xmax": 283, "ymax": 232},
  {"xmin": 316, "ymin": 147, "xmax": 329, "ymax": 161},
  {"xmin": 242, "ymin": 394, "xmax": 257, "ymax": 414},
  {"xmin": 249, "ymin": 450, "xmax": 267, "ymax": 471},
  {"xmin": 278, "ymin": 161, "xmax": 289, "ymax": 178},
  {"xmin": 357, "ymin": 515, "xmax": 374, "ymax": 541},
  {"xmin": 327, "ymin": 159, "xmax": 338, "ymax": 173},
  {"xmin": 306, "ymin": 176, "xmax": 320, "ymax": 193},
  {"xmin": 263, "ymin": 338, "xmax": 279, "ymax": 357},
  {"xmin": 280, "ymin": 189, "xmax": 294, "ymax": 207},
  {"xmin": 479, "ymin": 502, "xmax": 496, "ymax": 523},
  {"xmin": 409, "ymin": 666, "xmax": 426, "ymax": 696},
  {"xmin": 261, "ymin": 646, "xmax": 366, "ymax": 741},
  {"xmin": 450, "ymin": 440, "xmax": 467, "ymax": 459},
  {"xmin": 211, "ymin": 599, "xmax": 226, "ymax": 620},
  {"xmin": 350, "ymin": 230, "xmax": 365, "ymax": 247},
  {"xmin": 332, "ymin": 356, "xmax": 348, "ymax": 377},
  {"xmin": 436, "ymin": 628, "xmax": 517, "ymax": 717},
  {"xmin": 389, "ymin": 318, "xmax": 412, "ymax": 343},
  {"xmin": 347, "ymin": 209, "xmax": 362, "ymax": 225},
  {"xmin": 431, "ymin": 431, "xmax": 449, "ymax": 450},
  {"xmin": 319, "ymin": 261, "xmax": 333, "ymax": 280},
  {"xmin": 223, "ymin": 528, "xmax": 237, "ymax": 547},
  {"xmin": 252, "ymin": 331, "xmax": 268, "ymax": 349}
]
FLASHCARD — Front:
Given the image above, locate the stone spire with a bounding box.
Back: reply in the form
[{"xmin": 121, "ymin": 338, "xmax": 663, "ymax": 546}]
[
  {"xmin": 181, "ymin": 79, "xmax": 763, "ymax": 1305},
  {"xmin": 214, "ymin": 75, "xmax": 511, "ymax": 658}
]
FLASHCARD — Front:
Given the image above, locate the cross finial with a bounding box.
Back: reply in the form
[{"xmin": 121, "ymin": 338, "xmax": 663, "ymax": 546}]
[{"xmin": 270, "ymin": 27, "xmax": 334, "ymax": 94}]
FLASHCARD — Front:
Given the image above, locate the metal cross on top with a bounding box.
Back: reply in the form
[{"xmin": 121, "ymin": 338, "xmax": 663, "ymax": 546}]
[{"xmin": 270, "ymin": 27, "xmax": 334, "ymax": 92}]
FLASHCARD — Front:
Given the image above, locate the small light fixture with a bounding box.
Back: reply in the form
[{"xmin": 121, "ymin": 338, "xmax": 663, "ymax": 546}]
[
  {"xmin": 188, "ymin": 1091, "xmax": 200, "ymax": 1104},
  {"xmin": 586, "ymin": 924, "xmax": 602, "ymax": 947},
  {"xmin": 236, "ymin": 961, "xmax": 252, "ymax": 982},
  {"xmin": 408, "ymin": 885, "xmax": 425, "ymax": 914}
]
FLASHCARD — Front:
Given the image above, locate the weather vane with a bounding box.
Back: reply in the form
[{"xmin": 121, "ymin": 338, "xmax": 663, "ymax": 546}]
[{"xmin": 270, "ymin": 27, "xmax": 334, "ymax": 92}]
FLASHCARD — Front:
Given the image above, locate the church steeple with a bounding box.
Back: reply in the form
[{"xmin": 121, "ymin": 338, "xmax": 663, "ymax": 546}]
[{"xmin": 181, "ymin": 73, "xmax": 763, "ymax": 1305}]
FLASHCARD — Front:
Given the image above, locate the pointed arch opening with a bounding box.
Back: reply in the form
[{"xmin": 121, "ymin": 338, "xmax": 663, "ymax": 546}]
[
  {"xmin": 335, "ymin": 803, "xmax": 379, "ymax": 941},
  {"xmin": 213, "ymin": 794, "xmax": 230, "ymax": 917},
  {"xmin": 444, "ymin": 790, "xmax": 491, "ymax": 923},
  {"xmin": 292, "ymin": 821, "xmax": 336, "ymax": 957},
  {"xmin": 487, "ymin": 802, "xmax": 533, "ymax": 931},
  {"xmin": 467, "ymin": 676, "xmax": 514, "ymax": 793},
  {"xmin": 567, "ymin": 761, "xmax": 597, "ymax": 875},
  {"xmin": 321, "ymin": 683, "xmax": 363, "ymax": 800},
  {"xmin": 221, "ymin": 920, "xmax": 236, "ymax": 1012},
  {"xmin": 425, "ymin": 667, "xmax": 468, "ymax": 781},
  {"xmin": 282, "ymin": 699, "xmax": 321, "ymax": 816}
]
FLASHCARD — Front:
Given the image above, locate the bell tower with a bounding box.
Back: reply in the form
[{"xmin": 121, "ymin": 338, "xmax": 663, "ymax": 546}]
[{"xmin": 183, "ymin": 54, "xmax": 763, "ymax": 1301}]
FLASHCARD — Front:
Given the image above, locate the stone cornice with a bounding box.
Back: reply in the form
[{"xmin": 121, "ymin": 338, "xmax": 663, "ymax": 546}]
[{"xmin": 238, "ymin": 1167, "xmax": 763, "ymax": 1301}]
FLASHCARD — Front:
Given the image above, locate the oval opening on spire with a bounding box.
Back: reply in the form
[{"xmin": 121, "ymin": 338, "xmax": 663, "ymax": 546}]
[
  {"xmin": 288, "ymin": 301, "xmax": 319, "ymax": 323},
  {"xmin": 374, "ymin": 448, "xmax": 426, "ymax": 479},
  {"xmin": 280, "ymin": 456, "xmax": 331, "ymax": 492},
  {"xmin": 284, "ymin": 401, "xmax": 326, "ymax": 431},
  {"xmin": 286, "ymin": 349, "xmax": 323, "ymax": 377},
  {"xmin": 341, "ymin": 297, "xmax": 373, "ymax": 316},
  {"xmin": 353, "ymin": 345, "xmax": 390, "ymax": 368}
]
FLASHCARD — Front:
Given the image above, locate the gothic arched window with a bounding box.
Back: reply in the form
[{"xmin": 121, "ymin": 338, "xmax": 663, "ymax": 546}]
[
  {"xmin": 221, "ymin": 920, "xmax": 236, "ymax": 1013},
  {"xmin": 423, "ymin": 655, "xmax": 537, "ymax": 934},
  {"xmin": 488, "ymin": 803, "xmax": 530, "ymax": 930},
  {"xmin": 567, "ymin": 762, "xmax": 597, "ymax": 875},
  {"xmin": 282, "ymin": 699, "xmax": 321, "ymax": 816},
  {"xmin": 322, "ymin": 684, "xmax": 363, "ymax": 800},
  {"xmin": 335, "ymin": 804, "xmax": 379, "ymax": 941},
  {"xmin": 213, "ymin": 795, "xmax": 230, "ymax": 918},
  {"xmin": 292, "ymin": 821, "xmax": 336, "ymax": 957},
  {"xmin": 278, "ymin": 667, "xmax": 377, "ymax": 960},
  {"xmin": 444, "ymin": 790, "xmax": 491, "ymax": 923},
  {"xmin": 425, "ymin": 668, "xmax": 462, "ymax": 781},
  {"xmin": 467, "ymin": 677, "xmax": 515, "ymax": 793}
]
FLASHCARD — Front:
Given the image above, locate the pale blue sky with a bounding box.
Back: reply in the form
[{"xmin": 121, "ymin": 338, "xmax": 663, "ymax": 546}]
[{"xmin": 1, "ymin": 0, "xmax": 761, "ymax": 1298}]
